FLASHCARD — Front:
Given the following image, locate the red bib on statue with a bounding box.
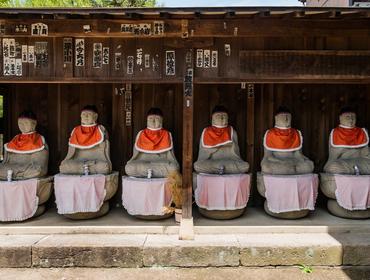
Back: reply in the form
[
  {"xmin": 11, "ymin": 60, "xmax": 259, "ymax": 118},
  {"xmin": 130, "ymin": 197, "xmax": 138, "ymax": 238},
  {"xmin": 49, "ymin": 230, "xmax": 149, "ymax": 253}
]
[
  {"xmin": 69, "ymin": 125, "xmax": 104, "ymax": 149},
  {"xmin": 331, "ymin": 126, "xmax": 368, "ymax": 148},
  {"xmin": 135, "ymin": 128, "xmax": 173, "ymax": 153},
  {"xmin": 201, "ymin": 126, "xmax": 233, "ymax": 148},
  {"xmin": 264, "ymin": 128, "xmax": 302, "ymax": 152},
  {"xmin": 5, "ymin": 132, "xmax": 45, "ymax": 154}
]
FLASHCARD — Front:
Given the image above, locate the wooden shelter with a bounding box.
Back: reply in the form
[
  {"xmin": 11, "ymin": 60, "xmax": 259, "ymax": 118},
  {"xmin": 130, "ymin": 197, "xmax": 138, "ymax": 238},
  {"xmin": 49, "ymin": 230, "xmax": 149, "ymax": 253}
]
[{"xmin": 0, "ymin": 7, "xmax": 370, "ymax": 225}]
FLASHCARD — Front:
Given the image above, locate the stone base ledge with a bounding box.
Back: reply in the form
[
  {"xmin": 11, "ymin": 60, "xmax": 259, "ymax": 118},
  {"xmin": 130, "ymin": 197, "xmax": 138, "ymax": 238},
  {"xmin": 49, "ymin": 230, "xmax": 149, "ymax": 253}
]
[
  {"xmin": 2, "ymin": 267, "xmax": 370, "ymax": 279},
  {"xmin": 0, "ymin": 233, "xmax": 369, "ymax": 268}
]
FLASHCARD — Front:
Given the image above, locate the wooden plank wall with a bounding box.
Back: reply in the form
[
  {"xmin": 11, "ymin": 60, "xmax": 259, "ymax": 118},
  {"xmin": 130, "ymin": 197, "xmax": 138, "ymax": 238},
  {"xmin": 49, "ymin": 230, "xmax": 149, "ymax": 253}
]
[
  {"xmin": 0, "ymin": 35, "xmax": 369, "ymax": 82},
  {"xmin": 4, "ymin": 82, "xmax": 370, "ymax": 206},
  {"xmin": 3, "ymin": 33, "xmax": 370, "ymax": 206},
  {"xmin": 6, "ymin": 83, "xmax": 183, "ymax": 176},
  {"xmin": 254, "ymin": 84, "xmax": 370, "ymax": 173}
]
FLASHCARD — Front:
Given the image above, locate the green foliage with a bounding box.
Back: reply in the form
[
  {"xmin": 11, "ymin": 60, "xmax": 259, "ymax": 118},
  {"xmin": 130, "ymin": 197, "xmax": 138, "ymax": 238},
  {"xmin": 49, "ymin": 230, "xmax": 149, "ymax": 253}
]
[
  {"xmin": 0, "ymin": 0, "xmax": 156, "ymax": 7},
  {"xmin": 297, "ymin": 264, "xmax": 313, "ymax": 274}
]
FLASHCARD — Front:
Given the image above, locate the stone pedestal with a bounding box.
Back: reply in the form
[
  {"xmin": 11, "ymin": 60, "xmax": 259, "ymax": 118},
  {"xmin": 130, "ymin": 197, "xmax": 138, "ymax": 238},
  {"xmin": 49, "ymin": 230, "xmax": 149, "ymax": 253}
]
[
  {"xmin": 257, "ymin": 173, "xmax": 318, "ymax": 219},
  {"xmin": 320, "ymin": 173, "xmax": 370, "ymax": 219},
  {"xmin": 122, "ymin": 176, "xmax": 173, "ymax": 220},
  {"xmin": 0, "ymin": 176, "xmax": 53, "ymax": 222},
  {"xmin": 194, "ymin": 173, "xmax": 251, "ymax": 220},
  {"xmin": 55, "ymin": 172, "xmax": 118, "ymax": 220}
]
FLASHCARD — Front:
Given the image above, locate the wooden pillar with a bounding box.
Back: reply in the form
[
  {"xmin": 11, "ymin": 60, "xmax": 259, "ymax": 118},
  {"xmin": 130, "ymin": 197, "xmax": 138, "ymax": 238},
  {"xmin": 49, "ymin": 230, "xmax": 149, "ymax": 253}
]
[
  {"xmin": 246, "ymin": 83, "xmax": 255, "ymax": 173},
  {"xmin": 112, "ymin": 83, "xmax": 133, "ymax": 174},
  {"xmin": 180, "ymin": 48, "xmax": 194, "ymax": 240},
  {"xmin": 246, "ymin": 83, "xmax": 255, "ymax": 205}
]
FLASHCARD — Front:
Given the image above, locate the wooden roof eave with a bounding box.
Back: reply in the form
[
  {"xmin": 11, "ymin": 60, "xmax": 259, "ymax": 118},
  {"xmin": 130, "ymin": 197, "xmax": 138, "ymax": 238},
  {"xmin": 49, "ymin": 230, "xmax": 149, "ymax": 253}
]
[{"xmin": 0, "ymin": 7, "xmax": 369, "ymax": 20}]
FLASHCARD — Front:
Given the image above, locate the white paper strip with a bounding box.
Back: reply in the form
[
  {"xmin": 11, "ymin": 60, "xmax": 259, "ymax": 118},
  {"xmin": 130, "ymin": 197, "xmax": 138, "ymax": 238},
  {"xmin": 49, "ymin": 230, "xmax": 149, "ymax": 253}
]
[
  {"xmin": 103, "ymin": 47, "xmax": 109, "ymax": 65},
  {"xmin": 15, "ymin": 58, "xmax": 22, "ymax": 76},
  {"xmin": 75, "ymin": 39, "xmax": 85, "ymax": 67},
  {"xmin": 28, "ymin": 46, "xmax": 35, "ymax": 63},
  {"xmin": 21, "ymin": 45, "xmax": 28, "ymax": 63},
  {"xmin": 165, "ymin": 50, "xmax": 175, "ymax": 76},
  {"xmin": 196, "ymin": 49, "xmax": 203, "ymax": 68},
  {"xmin": 204, "ymin": 49, "xmax": 210, "ymax": 68},
  {"xmin": 211, "ymin": 50, "xmax": 218, "ymax": 68}
]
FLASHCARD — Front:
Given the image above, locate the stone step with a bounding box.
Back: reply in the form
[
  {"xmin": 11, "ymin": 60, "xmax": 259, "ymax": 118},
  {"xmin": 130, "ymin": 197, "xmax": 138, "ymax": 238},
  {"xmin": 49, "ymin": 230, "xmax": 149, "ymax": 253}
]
[
  {"xmin": 1, "ymin": 208, "xmax": 369, "ymax": 235},
  {"xmin": 0, "ymin": 233, "xmax": 369, "ymax": 268}
]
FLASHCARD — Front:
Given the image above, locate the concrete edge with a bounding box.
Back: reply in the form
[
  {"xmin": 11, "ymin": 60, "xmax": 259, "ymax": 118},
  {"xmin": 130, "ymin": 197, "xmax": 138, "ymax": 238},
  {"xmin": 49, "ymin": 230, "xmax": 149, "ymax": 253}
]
[
  {"xmin": 0, "ymin": 224, "xmax": 369, "ymax": 235},
  {"xmin": 0, "ymin": 233, "xmax": 368, "ymax": 268}
]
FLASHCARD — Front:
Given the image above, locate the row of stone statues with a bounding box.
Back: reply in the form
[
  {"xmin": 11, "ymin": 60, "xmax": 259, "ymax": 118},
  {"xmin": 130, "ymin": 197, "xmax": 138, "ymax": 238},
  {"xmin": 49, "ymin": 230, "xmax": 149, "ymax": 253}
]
[{"xmin": 0, "ymin": 104, "xmax": 369, "ymax": 221}]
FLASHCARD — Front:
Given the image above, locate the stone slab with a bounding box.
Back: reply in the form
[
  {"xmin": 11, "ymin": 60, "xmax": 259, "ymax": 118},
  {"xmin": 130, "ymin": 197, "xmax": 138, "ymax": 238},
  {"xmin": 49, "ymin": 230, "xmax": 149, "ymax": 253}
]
[
  {"xmin": 333, "ymin": 233, "xmax": 370, "ymax": 266},
  {"xmin": 143, "ymin": 234, "xmax": 240, "ymax": 267},
  {"xmin": 1, "ymin": 207, "xmax": 370, "ymax": 235},
  {"xmin": 32, "ymin": 234, "xmax": 146, "ymax": 268},
  {"xmin": 0, "ymin": 235, "xmax": 45, "ymax": 268},
  {"xmin": 238, "ymin": 233, "xmax": 343, "ymax": 266},
  {"xmin": 2, "ymin": 232, "xmax": 370, "ymax": 268}
]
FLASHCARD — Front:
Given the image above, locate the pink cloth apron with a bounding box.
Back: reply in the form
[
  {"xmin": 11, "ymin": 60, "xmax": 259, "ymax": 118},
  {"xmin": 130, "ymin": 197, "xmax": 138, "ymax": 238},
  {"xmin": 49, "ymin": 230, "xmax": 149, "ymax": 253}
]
[
  {"xmin": 54, "ymin": 174, "xmax": 106, "ymax": 214},
  {"xmin": 121, "ymin": 177, "xmax": 172, "ymax": 216},
  {"xmin": 195, "ymin": 173, "xmax": 251, "ymax": 210},
  {"xmin": 263, "ymin": 174, "xmax": 319, "ymax": 213},
  {"xmin": 0, "ymin": 179, "xmax": 39, "ymax": 222},
  {"xmin": 334, "ymin": 175, "xmax": 370, "ymax": 210}
]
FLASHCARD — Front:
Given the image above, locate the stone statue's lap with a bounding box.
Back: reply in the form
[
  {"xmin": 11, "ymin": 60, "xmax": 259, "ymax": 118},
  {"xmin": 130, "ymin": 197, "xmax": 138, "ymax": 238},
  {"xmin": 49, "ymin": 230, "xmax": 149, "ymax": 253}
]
[
  {"xmin": 194, "ymin": 159, "xmax": 249, "ymax": 174},
  {"xmin": 0, "ymin": 163, "xmax": 43, "ymax": 180},
  {"xmin": 0, "ymin": 151, "xmax": 47, "ymax": 180},
  {"xmin": 324, "ymin": 157, "xmax": 370, "ymax": 175},
  {"xmin": 261, "ymin": 156, "xmax": 314, "ymax": 175},
  {"xmin": 60, "ymin": 158, "xmax": 110, "ymax": 175},
  {"xmin": 125, "ymin": 159, "xmax": 179, "ymax": 178}
]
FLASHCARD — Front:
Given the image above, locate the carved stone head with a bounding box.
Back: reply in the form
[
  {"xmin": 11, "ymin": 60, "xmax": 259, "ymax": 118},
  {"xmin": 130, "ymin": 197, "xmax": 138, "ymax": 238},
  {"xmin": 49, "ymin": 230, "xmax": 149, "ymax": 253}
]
[
  {"xmin": 339, "ymin": 107, "xmax": 356, "ymax": 128},
  {"xmin": 81, "ymin": 105, "xmax": 98, "ymax": 126},
  {"xmin": 211, "ymin": 105, "xmax": 228, "ymax": 128},
  {"xmin": 275, "ymin": 106, "xmax": 292, "ymax": 128},
  {"xmin": 146, "ymin": 107, "xmax": 163, "ymax": 130},
  {"xmin": 18, "ymin": 110, "xmax": 37, "ymax": 134}
]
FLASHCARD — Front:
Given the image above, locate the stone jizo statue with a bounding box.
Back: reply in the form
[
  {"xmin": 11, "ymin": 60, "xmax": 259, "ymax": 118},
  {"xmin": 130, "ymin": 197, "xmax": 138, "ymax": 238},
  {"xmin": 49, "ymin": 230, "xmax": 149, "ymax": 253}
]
[
  {"xmin": 194, "ymin": 105, "xmax": 249, "ymax": 174},
  {"xmin": 0, "ymin": 110, "xmax": 48, "ymax": 180},
  {"xmin": 324, "ymin": 107, "xmax": 370, "ymax": 175},
  {"xmin": 125, "ymin": 107, "xmax": 179, "ymax": 178},
  {"xmin": 261, "ymin": 106, "xmax": 314, "ymax": 175},
  {"xmin": 59, "ymin": 105, "xmax": 112, "ymax": 175}
]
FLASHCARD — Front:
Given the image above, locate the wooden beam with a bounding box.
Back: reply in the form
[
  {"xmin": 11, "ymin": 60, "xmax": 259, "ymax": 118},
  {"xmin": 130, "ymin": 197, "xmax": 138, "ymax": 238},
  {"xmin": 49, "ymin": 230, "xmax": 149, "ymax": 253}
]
[
  {"xmin": 240, "ymin": 50, "xmax": 370, "ymax": 80},
  {"xmin": 0, "ymin": 18, "xmax": 369, "ymax": 38},
  {"xmin": 188, "ymin": 18, "xmax": 370, "ymax": 37}
]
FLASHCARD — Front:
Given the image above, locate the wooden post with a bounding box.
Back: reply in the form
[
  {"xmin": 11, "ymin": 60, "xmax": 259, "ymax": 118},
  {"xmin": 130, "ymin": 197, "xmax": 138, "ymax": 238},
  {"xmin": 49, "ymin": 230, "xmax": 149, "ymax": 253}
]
[
  {"xmin": 180, "ymin": 48, "xmax": 194, "ymax": 240},
  {"xmin": 246, "ymin": 83, "xmax": 255, "ymax": 173},
  {"xmin": 246, "ymin": 83, "xmax": 255, "ymax": 205}
]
